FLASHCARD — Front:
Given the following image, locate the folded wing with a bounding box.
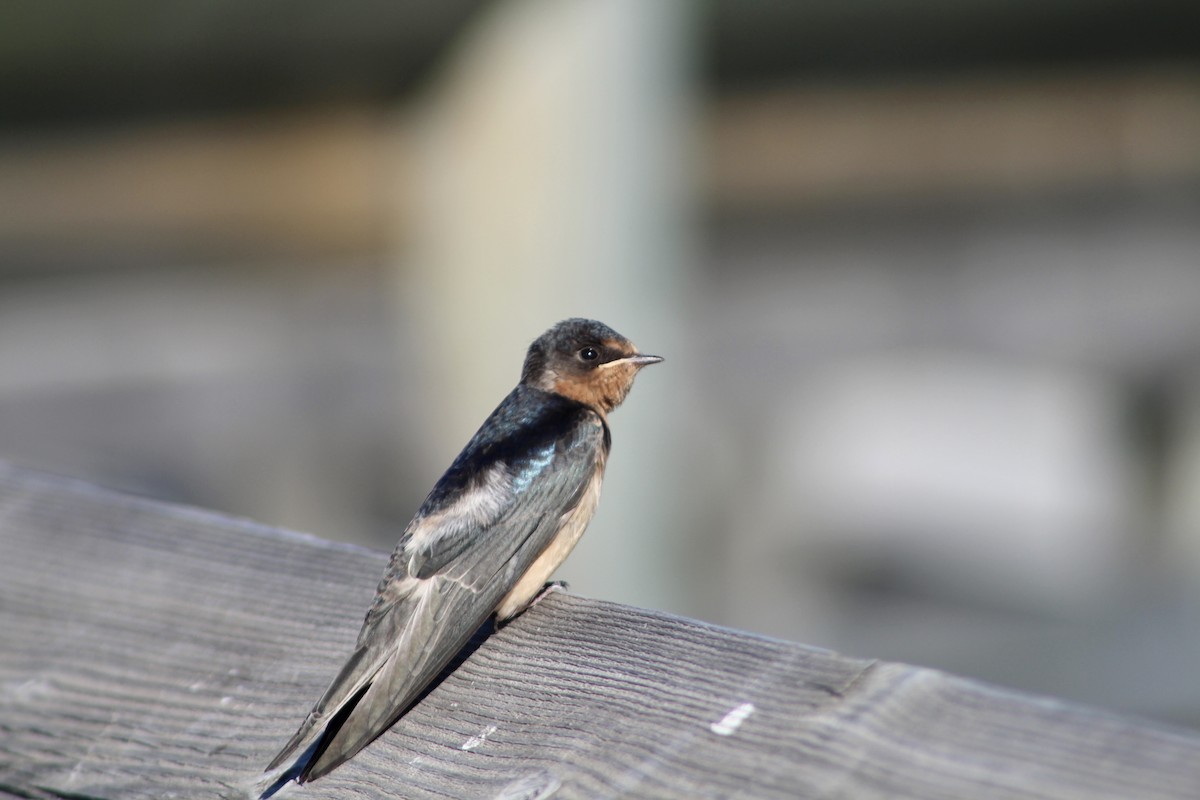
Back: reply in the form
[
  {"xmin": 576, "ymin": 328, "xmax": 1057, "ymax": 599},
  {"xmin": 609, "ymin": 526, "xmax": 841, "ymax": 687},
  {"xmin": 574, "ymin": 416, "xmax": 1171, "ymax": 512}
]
[{"xmin": 265, "ymin": 395, "xmax": 605, "ymax": 782}]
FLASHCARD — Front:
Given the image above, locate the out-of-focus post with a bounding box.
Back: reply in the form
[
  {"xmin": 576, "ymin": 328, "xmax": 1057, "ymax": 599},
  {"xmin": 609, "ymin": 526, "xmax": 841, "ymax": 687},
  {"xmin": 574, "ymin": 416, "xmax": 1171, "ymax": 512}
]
[{"xmin": 391, "ymin": 0, "xmax": 694, "ymax": 613}]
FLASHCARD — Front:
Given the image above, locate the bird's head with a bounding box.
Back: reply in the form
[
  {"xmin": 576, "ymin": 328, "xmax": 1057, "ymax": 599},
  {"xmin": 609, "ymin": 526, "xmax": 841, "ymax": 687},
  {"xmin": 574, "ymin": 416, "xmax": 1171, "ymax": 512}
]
[{"xmin": 521, "ymin": 318, "xmax": 662, "ymax": 414}]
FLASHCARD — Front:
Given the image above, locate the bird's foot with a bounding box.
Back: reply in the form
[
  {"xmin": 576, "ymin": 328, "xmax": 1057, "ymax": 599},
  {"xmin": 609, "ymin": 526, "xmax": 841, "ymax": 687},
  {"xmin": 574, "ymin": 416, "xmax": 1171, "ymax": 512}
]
[
  {"xmin": 496, "ymin": 581, "xmax": 570, "ymax": 629},
  {"xmin": 531, "ymin": 580, "xmax": 569, "ymax": 606}
]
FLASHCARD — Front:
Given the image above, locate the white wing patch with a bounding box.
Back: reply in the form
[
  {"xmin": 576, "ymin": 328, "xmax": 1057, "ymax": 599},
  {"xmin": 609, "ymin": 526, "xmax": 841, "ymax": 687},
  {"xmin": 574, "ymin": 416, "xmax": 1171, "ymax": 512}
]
[{"xmin": 405, "ymin": 462, "xmax": 513, "ymax": 558}]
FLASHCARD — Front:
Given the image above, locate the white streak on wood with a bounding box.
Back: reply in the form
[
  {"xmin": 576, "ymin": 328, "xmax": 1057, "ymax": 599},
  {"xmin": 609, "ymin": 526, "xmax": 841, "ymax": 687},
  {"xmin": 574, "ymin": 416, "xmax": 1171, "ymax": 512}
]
[
  {"xmin": 1, "ymin": 677, "xmax": 53, "ymax": 704},
  {"xmin": 460, "ymin": 724, "xmax": 498, "ymax": 751},
  {"xmin": 710, "ymin": 702, "xmax": 755, "ymax": 736}
]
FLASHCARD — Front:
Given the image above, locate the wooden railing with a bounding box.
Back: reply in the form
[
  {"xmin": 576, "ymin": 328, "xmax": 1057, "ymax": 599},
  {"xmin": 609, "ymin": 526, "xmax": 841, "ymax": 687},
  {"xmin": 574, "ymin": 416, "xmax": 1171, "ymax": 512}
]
[{"xmin": 2, "ymin": 461, "xmax": 1198, "ymax": 799}]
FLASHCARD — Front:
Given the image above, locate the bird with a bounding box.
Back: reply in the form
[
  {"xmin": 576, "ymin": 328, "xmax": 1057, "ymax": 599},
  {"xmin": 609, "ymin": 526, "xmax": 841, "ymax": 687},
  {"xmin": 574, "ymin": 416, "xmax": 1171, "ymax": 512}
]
[{"xmin": 261, "ymin": 318, "xmax": 662, "ymax": 791}]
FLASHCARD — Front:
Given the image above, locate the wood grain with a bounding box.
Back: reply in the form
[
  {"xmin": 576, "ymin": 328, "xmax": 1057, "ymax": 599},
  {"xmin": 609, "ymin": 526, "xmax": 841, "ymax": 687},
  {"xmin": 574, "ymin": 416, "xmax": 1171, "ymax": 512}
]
[{"xmin": 1, "ymin": 461, "xmax": 1199, "ymax": 799}]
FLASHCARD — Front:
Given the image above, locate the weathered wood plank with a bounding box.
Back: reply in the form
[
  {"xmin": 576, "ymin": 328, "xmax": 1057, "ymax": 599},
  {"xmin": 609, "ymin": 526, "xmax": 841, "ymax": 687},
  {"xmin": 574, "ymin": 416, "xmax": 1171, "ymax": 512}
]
[{"xmin": 1, "ymin": 461, "xmax": 1199, "ymax": 799}]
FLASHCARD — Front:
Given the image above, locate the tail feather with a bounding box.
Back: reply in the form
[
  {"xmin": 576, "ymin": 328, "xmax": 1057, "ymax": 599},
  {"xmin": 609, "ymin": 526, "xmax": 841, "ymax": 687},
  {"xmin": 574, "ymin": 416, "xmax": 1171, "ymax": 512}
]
[
  {"xmin": 264, "ymin": 644, "xmax": 380, "ymax": 773},
  {"xmin": 261, "ymin": 582, "xmax": 498, "ymax": 787},
  {"xmin": 258, "ymin": 737, "xmax": 323, "ymax": 799},
  {"xmin": 259, "ymin": 682, "xmax": 374, "ymax": 798},
  {"xmin": 298, "ymin": 681, "xmax": 376, "ymax": 783},
  {"xmin": 264, "ymin": 714, "xmax": 319, "ymax": 774}
]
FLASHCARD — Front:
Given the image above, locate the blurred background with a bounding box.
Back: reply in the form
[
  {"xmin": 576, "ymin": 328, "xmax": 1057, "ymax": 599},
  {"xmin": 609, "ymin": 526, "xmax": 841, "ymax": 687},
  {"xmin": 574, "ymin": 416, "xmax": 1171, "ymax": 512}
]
[{"xmin": 3, "ymin": 0, "xmax": 1200, "ymax": 730}]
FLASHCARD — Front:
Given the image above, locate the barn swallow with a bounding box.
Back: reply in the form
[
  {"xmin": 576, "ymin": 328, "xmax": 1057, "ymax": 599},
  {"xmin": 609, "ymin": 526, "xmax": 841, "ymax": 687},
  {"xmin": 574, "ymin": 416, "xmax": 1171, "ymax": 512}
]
[{"xmin": 262, "ymin": 318, "xmax": 661, "ymax": 790}]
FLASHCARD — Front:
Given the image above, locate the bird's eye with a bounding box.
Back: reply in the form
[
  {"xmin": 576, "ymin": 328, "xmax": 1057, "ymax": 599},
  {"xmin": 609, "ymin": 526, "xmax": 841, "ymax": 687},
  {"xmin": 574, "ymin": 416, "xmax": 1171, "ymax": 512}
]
[{"xmin": 579, "ymin": 347, "xmax": 599, "ymax": 361}]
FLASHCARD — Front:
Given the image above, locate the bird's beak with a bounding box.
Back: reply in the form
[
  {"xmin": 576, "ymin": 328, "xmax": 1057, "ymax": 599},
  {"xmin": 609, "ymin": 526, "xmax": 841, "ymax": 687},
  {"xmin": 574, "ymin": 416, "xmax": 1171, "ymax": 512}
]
[{"xmin": 624, "ymin": 354, "xmax": 664, "ymax": 368}]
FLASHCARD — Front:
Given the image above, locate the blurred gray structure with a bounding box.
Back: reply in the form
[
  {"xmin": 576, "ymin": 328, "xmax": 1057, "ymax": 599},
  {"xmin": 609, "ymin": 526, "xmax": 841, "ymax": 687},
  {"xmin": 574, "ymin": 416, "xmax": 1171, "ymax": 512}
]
[{"xmin": 2, "ymin": 0, "xmax": 1200, "ymax": 731}]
